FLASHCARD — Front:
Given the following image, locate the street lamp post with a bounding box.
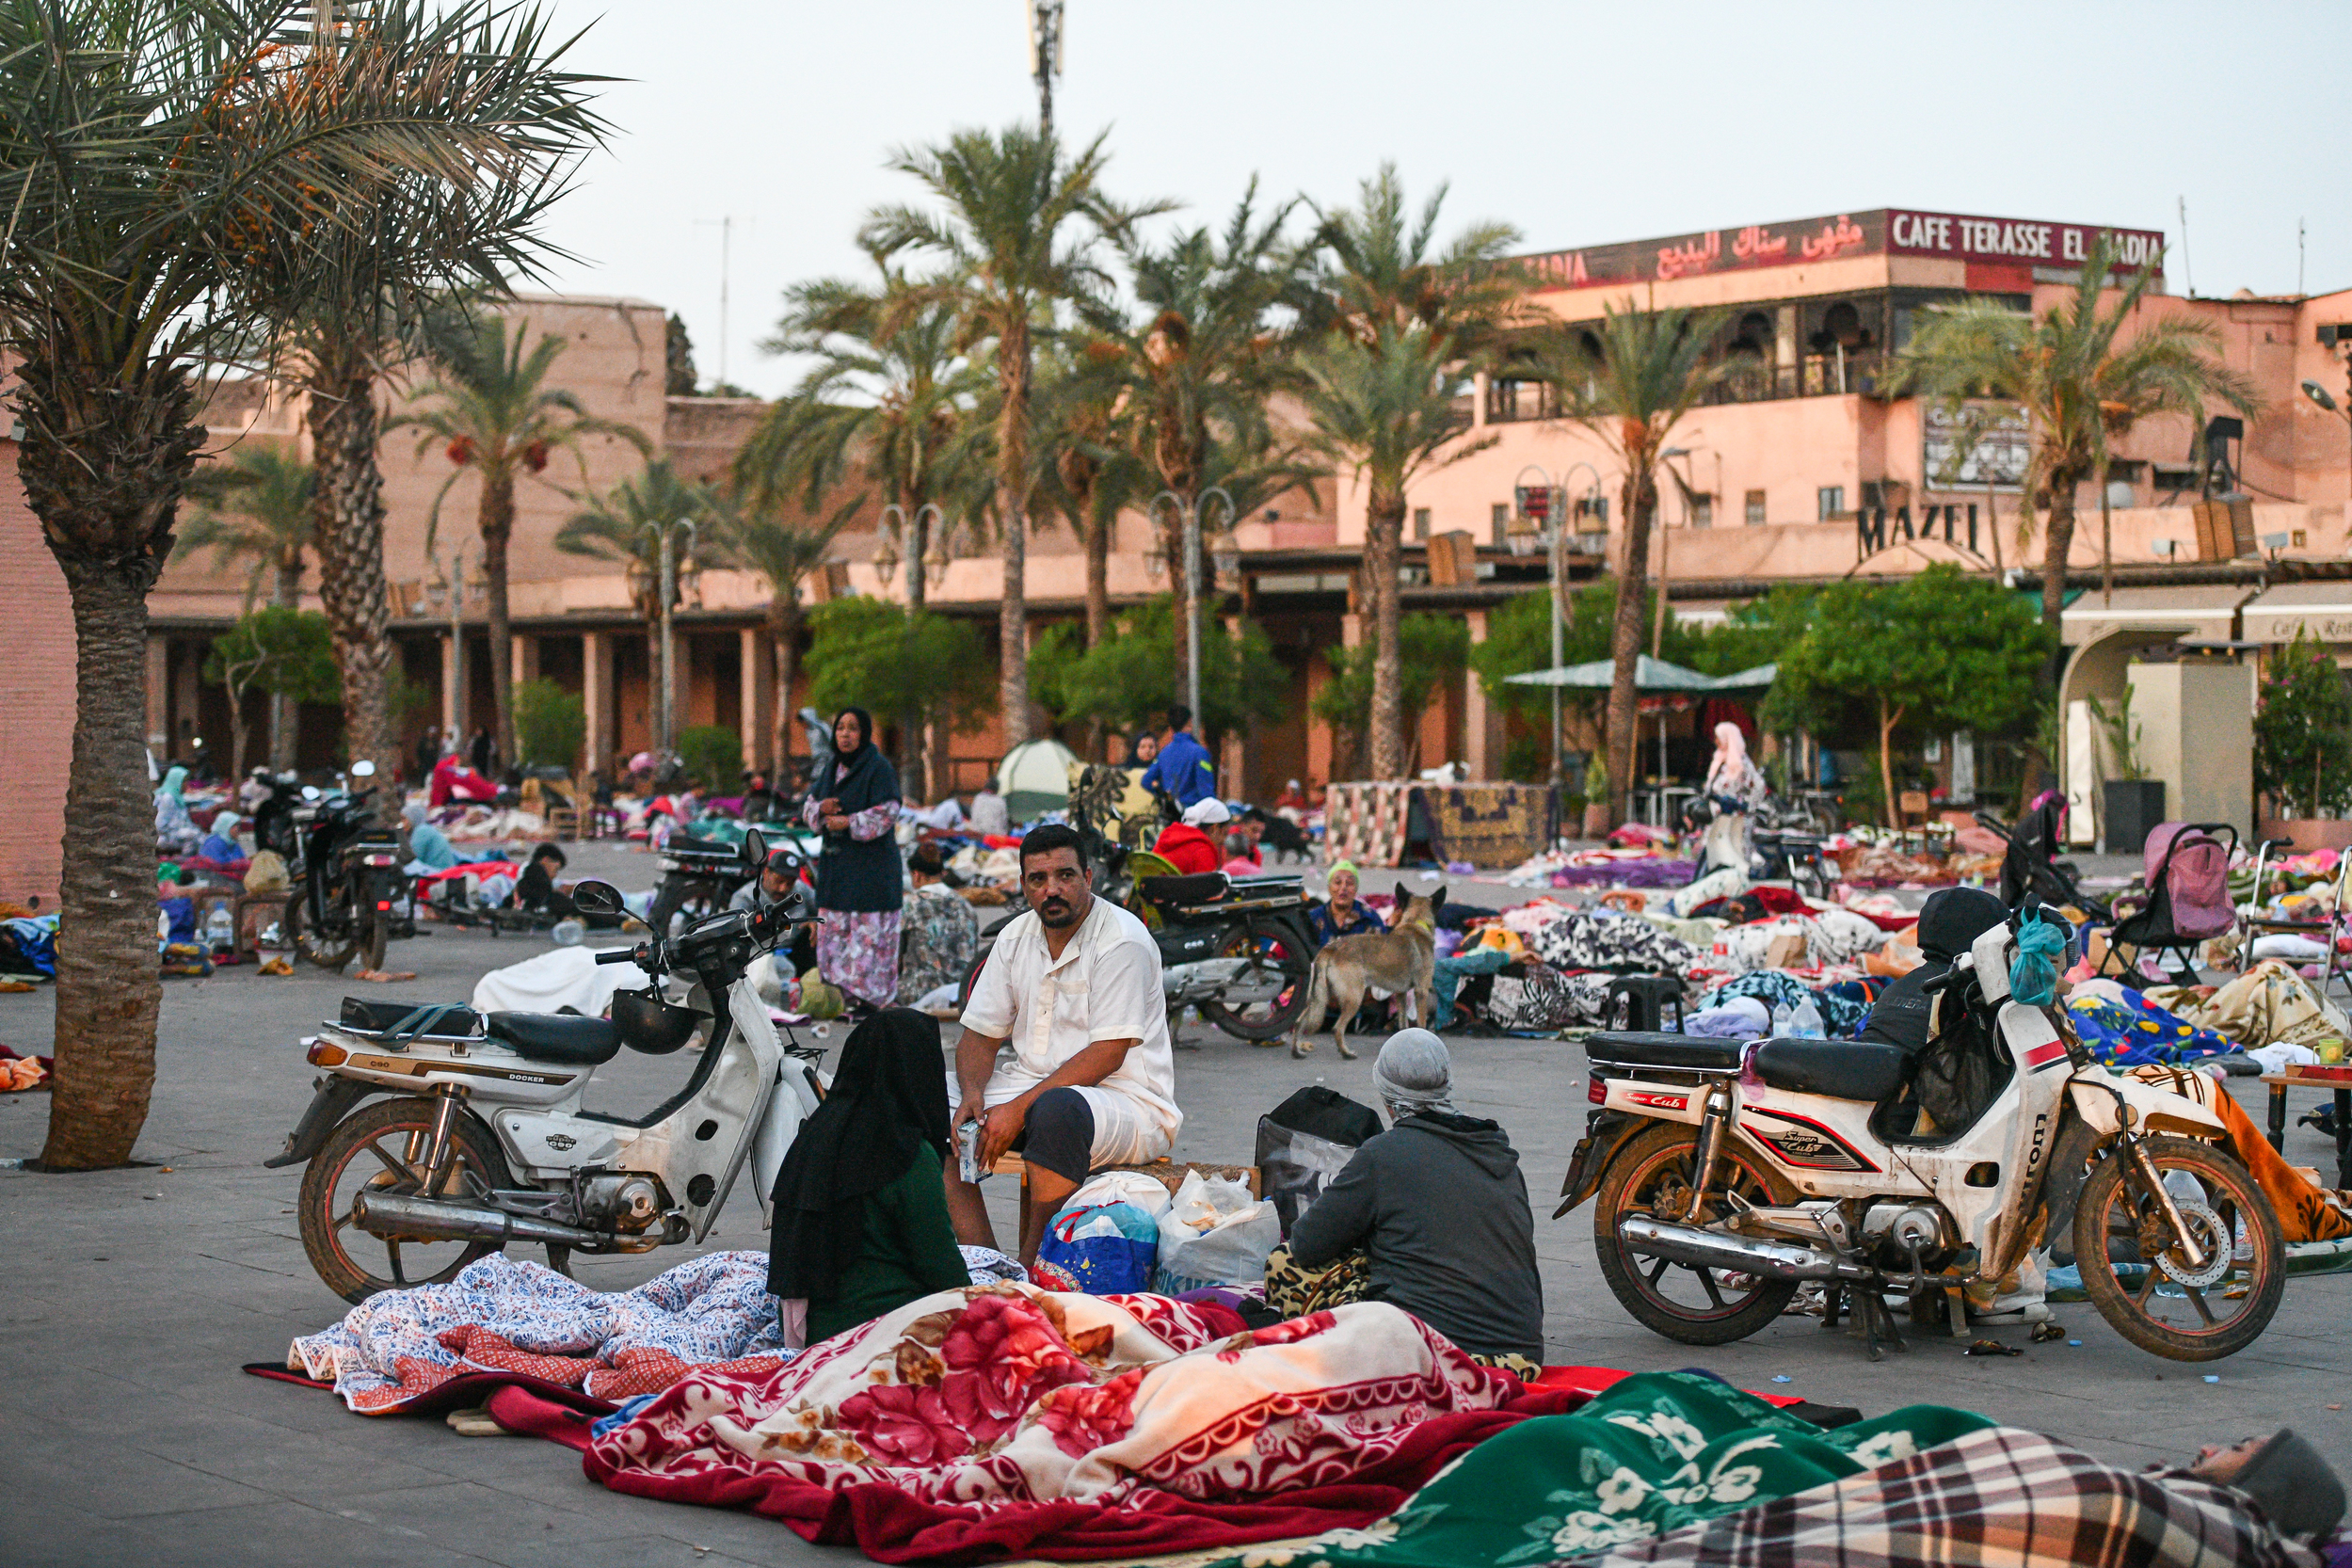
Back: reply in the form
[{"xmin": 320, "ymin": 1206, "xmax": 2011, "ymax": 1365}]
[
  {"xmin": 1149, "ymin": 487, "xmax": 1238, "ymax": 730},
  {"xmin": 2302, "ymin": 371, "xmax": 2352, "ymax": 511},
  {"xmin": 1510, "ymin": 461, "xmax": 1602, "ymax": 798},
  {"xmin": 641, "ymin": 518, "xmax": 697, "ymax": 756}
]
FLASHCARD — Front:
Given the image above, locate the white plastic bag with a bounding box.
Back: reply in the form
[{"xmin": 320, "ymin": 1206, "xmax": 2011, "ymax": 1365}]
[
  {"xmin": 1068, "ymin": 1169, "xmax": 1175, "ymax": 1218},
  {"xmin": 1153, "ymin": 1170, "xmax": 1278, "ymax": 1291}
]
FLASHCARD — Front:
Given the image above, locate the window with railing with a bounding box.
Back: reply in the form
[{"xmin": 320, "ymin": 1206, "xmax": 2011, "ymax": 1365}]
[{"xmin": 1483, "ymin": 378, "xmax": 1557, "ymax": 423}]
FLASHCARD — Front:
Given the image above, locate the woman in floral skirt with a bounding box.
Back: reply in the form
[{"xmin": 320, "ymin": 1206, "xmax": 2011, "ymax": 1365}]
[{"xmin": 803, "ymin": 708, "xmax": 904, "ymax": 1007}]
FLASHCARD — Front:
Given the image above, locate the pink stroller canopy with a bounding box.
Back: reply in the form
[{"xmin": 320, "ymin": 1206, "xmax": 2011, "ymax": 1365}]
[{"xmin": 2143, "ymin": 823, "xmax": 2234, "ymax": 940}]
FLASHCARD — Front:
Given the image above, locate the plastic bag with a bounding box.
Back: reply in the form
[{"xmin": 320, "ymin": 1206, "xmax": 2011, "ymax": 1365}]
[
  {"xmin": 1037, "ymin": 1199, "xmax": 1160, "ymax": 1294},
  {"xmin": 1153, "ymin": 1171, "xmax": 1279, "ymax": 1293},
  {"xmin": 1066, "ymin": 1169, "xmax": 1174, "ymax": 1218}
]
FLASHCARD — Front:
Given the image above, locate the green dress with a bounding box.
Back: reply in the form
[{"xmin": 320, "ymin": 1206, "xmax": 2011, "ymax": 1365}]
[
  {"xmin": 1196, "ymin": 1370, "xmax": 1993, "ymax": 1567},
  {"xmin": 804, "ymin": 1151, "xmax": 972, "ymax": 1345}
]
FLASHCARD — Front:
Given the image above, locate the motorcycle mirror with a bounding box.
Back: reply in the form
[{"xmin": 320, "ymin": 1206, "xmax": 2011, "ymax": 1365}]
[
  {"xmin": 350, "ymin": 760, "xmax": 376, "ymax": 779},
  {"xmin": 569, "ymin": 880, "xmax": 625, "ymax": 917},
  {"xmin": 744, "ymin": 825, "xmax": 768, "ymax": 865},
  {"xmin": 301, "ymin": 785, "xmax": 322, "ymax": 802}
]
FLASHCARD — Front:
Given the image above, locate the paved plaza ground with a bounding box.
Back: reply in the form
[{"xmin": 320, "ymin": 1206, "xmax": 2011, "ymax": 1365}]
[{"xmin": 4, "ymin": 844, "xmax": 2348, "ymax": 1566}]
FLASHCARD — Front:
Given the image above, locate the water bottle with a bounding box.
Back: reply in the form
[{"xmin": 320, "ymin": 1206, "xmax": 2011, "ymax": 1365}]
[
  {"xmin": 1790, "ymin": 998, "xmax": 1825, "ymax": 1038},
  {"xmin": 1770, "ymin": 1000, "xmax": 1793, "ymax": 1037},
  {"xmin": 204, "ymin": 903, "xmax": 235, "ymax": 954},
  {"xmin": 551, "ymin": 918, "xmax": 586, "ymax": 947}
]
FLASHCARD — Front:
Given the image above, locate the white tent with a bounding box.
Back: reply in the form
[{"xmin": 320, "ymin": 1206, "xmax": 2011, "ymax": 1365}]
[{"xmin": 997, "ymin": 737, "xmax": 1081, "ymax": 823}]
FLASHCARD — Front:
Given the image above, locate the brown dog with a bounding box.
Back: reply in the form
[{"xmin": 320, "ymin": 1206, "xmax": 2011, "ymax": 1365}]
[{"xmin": 1289, "ymin": 886, "xmax": 1445, "ymax": 1060}]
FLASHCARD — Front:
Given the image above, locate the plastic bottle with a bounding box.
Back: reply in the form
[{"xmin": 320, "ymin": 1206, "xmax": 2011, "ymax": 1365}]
[
  {"xmin": 1770, "ymin": 1000, "xmax": 1793, "ymax": 1036},
  {"xmin": 205, "ymin": 903, "xmax": 235, "ymax": 954},
  {"xmin": 551, "ymin": 918, "xmax": 586, "ymax": 947},
  {"xmin": 1789, "ymin": 998, "xmax": 1826, "ymax": 1038}
]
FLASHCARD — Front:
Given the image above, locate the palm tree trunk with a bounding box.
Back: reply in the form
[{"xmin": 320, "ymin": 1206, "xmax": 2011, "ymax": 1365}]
[
  {"xmin": 902, "ymin": 507, "xmax": 929, "ymax": 802},
  {"xmin": 269, "ymin": 552, "xmax": 301, "ymax": 772},
  {"xmin": 1165, "ymin": 520, "xmax": 1191, "ymax": 704},
  {"xmin": 2040, "ymin": 480, "xmax": 2079, "ymax": 691},
  {"xmin": 1366, "ymin": 487, "xmax": 1408, "ymax": 780},
  {"xmin": 1605, "ymin": 471, "xmax": 1658, "ymax": 829},
  {"xmin": 772, "ymin": 603, "xmax": 799, "ymax": 793},
  {"xmin": 1083, "ymin": 510, "xmax": 1110, "ymax": 648},
  {"xmin": 40, "ymin": 556, "xmax": 168, "ymax": 1169},
  {"xmin": 1878, "ymin": 700, "xmax": 1904, "ymax": 829},
  {"xmin": 996, "ymin": 328, "xmax": 1034, "ymax": 749},
  {"xmin": 306, "ymin": 351, "xmax": 399, "ymax": 822},
  {"xmin": 480, "ymin": 472, "xmax": 518, "ymax": 770}
]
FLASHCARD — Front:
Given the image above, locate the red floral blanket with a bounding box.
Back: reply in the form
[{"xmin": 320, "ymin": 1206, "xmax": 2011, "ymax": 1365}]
[{"xmin": 582, "ymin": 1284, "xmax": 1580, "ymax": 1563}]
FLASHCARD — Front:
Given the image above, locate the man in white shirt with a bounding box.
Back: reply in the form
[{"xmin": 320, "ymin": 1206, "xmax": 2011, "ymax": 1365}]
[{"xmin": 948, "ymin": 823, "xmax": 1179, "ymax": 1261}]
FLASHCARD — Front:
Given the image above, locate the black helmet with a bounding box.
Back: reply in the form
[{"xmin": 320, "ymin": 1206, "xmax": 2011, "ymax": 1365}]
[{"xmin": 609, "ymin": 988, "xmax": 704, "ymax": 1055}]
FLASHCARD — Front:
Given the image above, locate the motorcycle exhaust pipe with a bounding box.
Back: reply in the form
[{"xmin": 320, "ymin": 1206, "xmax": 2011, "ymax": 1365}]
[
  {"xmin": 352, "ymin": 1191, "xmax": 606, "ymax": 1250},
  {"xmin": 1618, "ymin": 1215, "xmax": 1877, "ymax": 1283}
]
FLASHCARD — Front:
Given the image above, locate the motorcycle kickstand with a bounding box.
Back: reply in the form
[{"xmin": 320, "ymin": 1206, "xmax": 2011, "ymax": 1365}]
[{"xmin": 1823, "ymin": 1277, "xmax": 1906, "ymax": 1361}]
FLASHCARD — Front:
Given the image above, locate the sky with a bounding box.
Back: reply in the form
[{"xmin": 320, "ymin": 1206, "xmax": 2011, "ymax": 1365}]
[{"xmin": 521, "ymin": 0, "xmax": 2352, "ymax": 399}]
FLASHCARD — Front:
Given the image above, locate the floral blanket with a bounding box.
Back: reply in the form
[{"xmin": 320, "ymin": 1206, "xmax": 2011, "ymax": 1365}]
[
  {"xmin": 583, "ymin": 1287, "xmax": 1574, "ymax": 1562},
  {"xmin": 289, "ymin": 1251, "xmax": 796, "ymax": 1412}
]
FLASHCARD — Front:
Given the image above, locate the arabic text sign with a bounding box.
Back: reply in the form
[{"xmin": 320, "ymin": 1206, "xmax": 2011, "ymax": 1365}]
[{"xmin": 1519, "ymin": 209, "xmax": 2163, "ymax": 292}]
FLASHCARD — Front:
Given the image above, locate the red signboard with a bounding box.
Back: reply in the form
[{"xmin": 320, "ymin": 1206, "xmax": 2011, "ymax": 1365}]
[{"xmin": 1519, "ymin": 208, "xmax": 2164, "ymax": 292}]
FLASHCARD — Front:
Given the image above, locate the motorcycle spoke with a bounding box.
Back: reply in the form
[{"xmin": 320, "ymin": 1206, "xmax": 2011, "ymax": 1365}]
[
  {"xmin": 364, "ymin": 1141, "xmax": 422, "ymax": 1187},
  {"xmin": 1642, "ymin": 1256, "xmax": 1672, "ymax": 1288},
  {"xmin": 2133, "ymin": 1263, "xmax": 2159, "ymax": 1308},
  {"xmin": 386, "ymin": 1240, "xmax": 407, "ymax": 1286},
  {"xmin": 1697, "ymin": 1270, "xmax": 1728, "ymax": 1310},
  {"xmin": 2183, "ymin": 1284, "xmax": 2218, "ymax": 1327},
  {"xmin": 332, "ymin": 1202, "xmax": 358, "ymax": 1232}
]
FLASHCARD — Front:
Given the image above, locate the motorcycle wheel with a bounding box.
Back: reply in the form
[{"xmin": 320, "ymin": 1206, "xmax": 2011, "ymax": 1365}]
[
  {"xmin": 286, "ymin": 884, "xmax": 360, "ymax": 972},
  {"xmin": 2073, "ymin": 1135, "xmax": 2282, "ymax": 1361},
  {"xmin": 1201, "ymin": 921, "xmax": 1313, "ymax": 1043},
  {"xmin": 298, "ymin": 1096, "xmax": 514, "ymax": 1304},
  {"xmin": 1592, "ymin": 1121, "xmax": 1799, "ymax": 1345}
]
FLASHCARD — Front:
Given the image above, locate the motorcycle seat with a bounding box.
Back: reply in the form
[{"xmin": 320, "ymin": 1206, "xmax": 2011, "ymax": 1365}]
[
  {"xmin": 1138, "ymin": 872, "xmax": 1228, "ymax": 907},
  {"xmin": 1585, "ymin": 1032, "xmax": 1743, "ymax": 1072},
  {"xmin": 667, "ymin": 834, "xmax": 739, "ymax": 857},
  {"xmin": 486, "ymin": 1012, "xmax": 624, "ymax": 1066},
  {"xmin": 1751, "ymin": 1037, "xmax": 1909, "ymax": 1102}
]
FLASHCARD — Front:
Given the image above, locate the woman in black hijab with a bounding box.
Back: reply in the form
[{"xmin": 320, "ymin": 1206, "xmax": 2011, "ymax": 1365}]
[
  {"xmin": 769, "ymin": 1008, "xmax": 970, "ymax": 1341},
  {"xmin": 801, "ymin": 707, "xmax": 904, "ymax": 1007}
]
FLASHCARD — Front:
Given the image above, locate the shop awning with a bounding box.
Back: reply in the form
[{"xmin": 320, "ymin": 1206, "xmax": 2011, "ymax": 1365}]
[
  {"xmin": 2238, "ymin": 581, "xmax": 2352, "ymax": 646},
  {"xmin": 1506, "ymin": 656, "xmax": 1777, "ymax": 692},
  {"xmin": 2058, "ymin": 584, "xmax": 2249, "ymax": 648}
]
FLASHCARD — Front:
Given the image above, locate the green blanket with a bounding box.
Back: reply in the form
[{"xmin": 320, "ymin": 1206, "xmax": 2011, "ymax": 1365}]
[{"xmin": 1210, "ymin": 1370, "xmax": 1992, "ymax": 1566}]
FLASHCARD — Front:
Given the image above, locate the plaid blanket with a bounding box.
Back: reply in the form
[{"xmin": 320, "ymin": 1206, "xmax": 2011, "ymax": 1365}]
[{"xmin": 1592, "ymin": 1424, "xmax": 2322, "ymax": 1568}]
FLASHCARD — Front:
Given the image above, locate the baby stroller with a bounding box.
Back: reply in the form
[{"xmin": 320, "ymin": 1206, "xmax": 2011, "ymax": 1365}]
[
  {"xmin": 2101, "ymin": 821, "xmax": 2239, "ymax": 988},
  {"xmin": 1975, "ymin": 802, "xmax": 2108, "ymax": 920}
]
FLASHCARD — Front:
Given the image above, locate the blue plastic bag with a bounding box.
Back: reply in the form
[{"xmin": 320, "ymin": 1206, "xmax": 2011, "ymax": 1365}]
[
  {"xmin": 1035, "ymin": 1200, "xmax": 1159, "ymax": 1295},
  {"xmin": 2008, "ymin": 918, "xmax": 2065, "ymax": 1006}
]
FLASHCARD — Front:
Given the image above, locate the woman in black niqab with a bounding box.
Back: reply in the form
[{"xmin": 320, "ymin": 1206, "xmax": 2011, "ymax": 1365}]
[
  {"xmin": 767, "ymin": 1008, "xmax": 967, "ymax": 1326},
  {"xmin": 801, "ymin": 707, "xmax": 905, "ymax": 1006}
]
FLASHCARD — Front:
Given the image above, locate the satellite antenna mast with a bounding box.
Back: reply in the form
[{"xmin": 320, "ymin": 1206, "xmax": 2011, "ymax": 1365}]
[
  {"xmin": 2177, "ymin": 196, "xmax": 2195, "ymax": 296},
  {"xmin": 696, "ymin": 216, "xmax": 737, "ymax": 388},
  {"xmin": 1025, "ymin": 1, "xmax": 1064, "ymax": 136}
]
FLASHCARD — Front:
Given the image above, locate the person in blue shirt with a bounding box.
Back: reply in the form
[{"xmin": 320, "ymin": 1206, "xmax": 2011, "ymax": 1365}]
[{"xmin": 1140, "ymin": 706, "xmax": 1215, "ymax": 810}]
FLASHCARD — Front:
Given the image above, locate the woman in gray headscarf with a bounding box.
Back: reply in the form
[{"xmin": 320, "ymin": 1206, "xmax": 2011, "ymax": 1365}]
[{"xmin": 1264, "ymin": 1029, "xmax": 1546, "ymax": 1372}]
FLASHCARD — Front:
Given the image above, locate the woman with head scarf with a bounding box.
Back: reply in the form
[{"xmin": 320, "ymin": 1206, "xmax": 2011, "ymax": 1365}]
[
  {"xmin": 1704, "ymin": 720, "xmax": 1767, "ymax": 808},
  {"xmin": 154, "ymin": 765, "xmax": 200, "ymax": 855},
  {"xmin": 1263, "ymin": 1029, "xmax": 1545, "ymax": 1370},
  {"xmin": 1308, "ymin": 860, "xmax": 1387, "ymax": 948},
  {"xmin": 768, "ymin": 1008, "xmax": 971, "ymax": 1343},
  {"xmin": 802, "ymin": 708, "xmax": 904, "ymax": 1008}
]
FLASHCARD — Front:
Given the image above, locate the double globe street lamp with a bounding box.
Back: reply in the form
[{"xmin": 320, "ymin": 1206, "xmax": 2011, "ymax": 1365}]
[{"xmin": 1507, "ymin": 461, "xmax": 1604, "ymax": 797}]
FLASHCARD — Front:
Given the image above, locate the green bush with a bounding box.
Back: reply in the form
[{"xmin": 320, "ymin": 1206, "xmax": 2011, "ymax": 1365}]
[
  {"xmin": 512, "ymin": 679, "xmax": 586, "ymax": 770},
  {"xmin": 804, "ymin": 597, "xmax": 996, "ymax": 738},
  {"xmin": 2254, "ymin": 630, "xmax": 2352, "ymax": 818},
  {"xmin": 1028, "ymin": 596, "xmax": 1287, "ymax": 743},
  {"xmin": 678, "ymin": 725, "xmax": 745, "ymax": 792}
]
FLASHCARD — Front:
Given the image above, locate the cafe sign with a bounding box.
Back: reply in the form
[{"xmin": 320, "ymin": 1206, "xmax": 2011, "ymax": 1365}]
[{"xmin": 1521, "ymin": 208, "xmax": 2165, "ymax": 293}]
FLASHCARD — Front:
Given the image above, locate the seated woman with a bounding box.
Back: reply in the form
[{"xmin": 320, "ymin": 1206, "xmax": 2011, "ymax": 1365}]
[
  {"xmin": 1151, "ymin": 797, "xmax": 1229, "ymax": 876},
  {"xmin": 1308, "ymin": 860, "xmax": 1386, "ymax": 948},
  {"xmin": 1267, "ymin": 1029, "xmax": 1544, "ymax": 1372},
  {"xmin": 768, "ymin": 1008, "xmax": 973, "ymax": 1344},
  {"xmin": 429, "ymin": 751, "xmax": 498, "ymax": 808}
]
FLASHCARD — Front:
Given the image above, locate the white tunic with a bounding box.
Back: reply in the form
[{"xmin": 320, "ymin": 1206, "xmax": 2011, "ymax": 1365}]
[{"xmin": 958, "ymin": 897, "xmax": 1181, "ymax": 1159}]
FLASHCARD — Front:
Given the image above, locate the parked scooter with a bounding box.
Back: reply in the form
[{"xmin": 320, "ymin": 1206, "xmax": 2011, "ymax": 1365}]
[
  {"xmin": 282, "ymin": 760, "xmax": 411, "ymax": 974},
  {"xmin": 648, "ymin": 832, "xmax": 762, "ymax": 937},
  {"xmin": 272, "ymin": 831, "xmax": 824, "ymax": 1303},
  {"xmin": 1560, "ymin": 912, "xmax": 2285, "ymax": 1361}
]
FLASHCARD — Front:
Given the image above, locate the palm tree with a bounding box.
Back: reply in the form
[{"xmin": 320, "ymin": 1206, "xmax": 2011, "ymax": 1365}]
[
  {"xmin": 720, "ymin": 501, "xmax": 854, "ymax": 784},
  {"xmin": 736, "ymin": 265, "xmax": 982, "ymax": 793},
  {"xmin": 395, "ymin": 311, "xmax": 650, "ymax": 766},
  {"xmin": 554, "ymin": 460, "xmax": 724, "ymax": 751},
  {"xmin": 1032, "ymin": 335, "xmax": 1143, "ymax": 650},
  {"xmin": 1541, "ymin": 302, "xmax": 1731, "ymax": 827},
  {"xmin": 861, "ymin": 124, "xmax": 1154, "ymax": 749},
  {"xmin": 1896, "ymin": 235, "xmax": 2260, "ymax": 682},
  {"xmin": 1296, "ymin": 324, "xmax": 1496, "ymax": 779},
  {"xmin": 179, "ymin": 446, "xmax": 316, "ymax": 769},
  {"xmin": 1097, "ymin": 185, "xmax": 1313, "ymax": 691},
  {"xmin": 0, "ymin": 0, "xmax": 598, "ymax": 1169},
  {"xmin": 1302, "ymin": 167, "xmax": 1524, "ymax": 779}
]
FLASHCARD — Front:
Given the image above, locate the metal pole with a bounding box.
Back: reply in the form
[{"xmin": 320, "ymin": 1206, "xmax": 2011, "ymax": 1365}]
[
  {"xmin": 658, "ymin": 526, "xmax": 677, "ymax": 754},
  {"xmin": 1184, "ymin": 498, "xmax": 1202, "ymax": 730},
  {"xmin": 445, "ymin": 547, "xmax": 468, "ymax": 745}
]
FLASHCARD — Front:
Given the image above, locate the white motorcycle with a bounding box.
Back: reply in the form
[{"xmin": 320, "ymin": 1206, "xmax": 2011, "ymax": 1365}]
[
  {"xmin": 1560, "ymin": 915, "xmax": 2285, "ymax": 1361},
  {"xmin": 270, "ymin": 830, "xmax": 825, "ymax": 1303}
]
